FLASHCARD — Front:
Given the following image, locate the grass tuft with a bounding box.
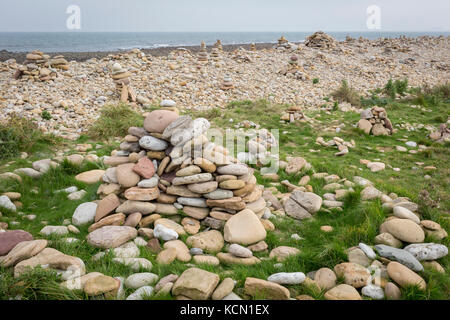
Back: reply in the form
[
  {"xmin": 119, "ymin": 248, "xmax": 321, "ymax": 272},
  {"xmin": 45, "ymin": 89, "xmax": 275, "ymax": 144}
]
[{"xmin": 88, "ymin": 104, "xmax": 144, "ymax": 139}]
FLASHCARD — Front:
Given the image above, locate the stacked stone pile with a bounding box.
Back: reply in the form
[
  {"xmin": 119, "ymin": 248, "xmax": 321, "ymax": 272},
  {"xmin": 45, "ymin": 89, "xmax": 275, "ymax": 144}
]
[
  {"xmin": 219, "ymin": 74, "xmax": 234, "ymax": 90},
  {"xmin": 305, "ymin": 31, "xmax": 337, "ymax": 49},
  {"xmin": 197, "ymin": 42, "xmax": 208, "ymax": 64},
  {"xmin": 250, "ymin": 43, "xmax": 256, "ymax": 51},
  {"xmin": 429, "ymin": 123, "xmax": 449, "ymax": 143},
  {"xmin": 279, "ymin": 55, "xmax": 308, "ymax": 80},
  {"xmin": 49, "ymin": 55, "xmax": 70, "ymax": 70},
  {"xmin": 213, "ymin": 40, "xmax": 223, "ymax": 51},
  {"xmin": 357, "ymin": 106, "xmax": 394, "ymax": 136},
  {"xmin": 14, "ymin": 50, "xmax": 58, "ymax": 81},
  {"xmin": 110, "ymin": 62, "xmax": 136, "ymax": 103},
  {"xmin": 316, "ymin": 136, "xmax": 356, "ymax": 156},
  {"xmin": 210, "ymin": 48, "xmax": 221, "ymax": 64},
  {"xmin": 231, "ymin": 48, "xmax": 252, "ymax": 63},
  {"xmin": 281, "ymin": 106, "xmax": 305, "ymax": 123},
  {"xmin": 77, "ymin": 106, "xmax": 274, "ymax": 269}
]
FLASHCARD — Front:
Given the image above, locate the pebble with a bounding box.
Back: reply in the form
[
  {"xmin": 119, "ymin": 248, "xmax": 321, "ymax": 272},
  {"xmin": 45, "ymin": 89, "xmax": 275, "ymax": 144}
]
[
  {"xmin": 153, "ymin": 224, "xmax": 179, "ymax": 241},
  {"xmin": 267, "ymin": 272, "xmax": 305, "ymax": 285},
  {"xmin": 361, "ymin": 284, "xmax": 385, "ymax": 300}
]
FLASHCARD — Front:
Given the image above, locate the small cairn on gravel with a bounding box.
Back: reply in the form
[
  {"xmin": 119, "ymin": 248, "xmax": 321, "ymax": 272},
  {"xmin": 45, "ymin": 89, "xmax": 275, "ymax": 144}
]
[
  {"xmin": 305, "ymin": 31, "xmax": 337, "ymax": 49},
  {"xmin": 357, "ymin": 106, "xmax": 394, "ymax": 136},
  {"xmin": 275, "ymin": 36, "xmax": 289, "ymax": 50},
  {"xmin": 279, "ymin": 55, "xmax": 307, "ymax": 80},
  {"xmin": 250, "ymin": 43, "xmax": 256, "ymax": 51},
  {"xmin": 281, "ymin": 106, "xmax": 305, "ymax": 123},
  {"xmin": 213, "ymin": 39, "xmax": 223, "ymax": 51},
  {"xmin": 220, "ymin": 74, "xmax": 234, "ymax": 90},
  {"xmin": 49, "ymin": 55, "xmax": 69, "ymax": 71},
  {"xmin": 14, "ymin": 50, "xmax": 57, "ymax": 81},
  {"xmin": 210, "ymin": 47, "xmax": 221, "ymax": 62},
  {"xmin": 231, "ymin": 47, "xmax": 252, "ymax": 63},
  {"xmin": 429, "ymin": 123, "xmax": 449, "ymax": 143},
  {"xmin": 111, "ymin": 62, "xmax": 136, "ymax": 103},
  {"xmin": 197, "ymin": 42, "xmax": 209, "ymax": 64},
  {"xmin": 316, "ymin": 136, "xmax": 355, "ymax": 156}
]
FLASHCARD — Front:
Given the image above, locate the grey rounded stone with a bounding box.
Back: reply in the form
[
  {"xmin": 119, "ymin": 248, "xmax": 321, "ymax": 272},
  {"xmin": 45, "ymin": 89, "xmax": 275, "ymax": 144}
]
[
  {"xmin": 177, "ymin": 197, "xmax": 207, "ymax": 208},
  {"xmin": 362, "ymin": 284, "xmax": 384, "ymax": 300},
  {"xmin": 267, "ymin": 272, "xmax": 305, "ymax": 284},
  {"xmin": 228, "ymin": 244, "xmax": 253, "ymax": 258},
  {"xmin": 138, "ymin": 177, "xmax": 159, "ymax": 188},
  {"xmin": 203, "ymin": 189, "xmax": 234, "ymax": 200},
  {"xmin": 359, "ymin": 243, "xmax": 377, "ymax": 260},
  {"xmin": 374, "ymin": 244, "xmax": 423, "ymax": 272},
  {"xmin": 403, "ymin": 243, "xmax": 448, "ymax": 261},
  {"xmin": 72, "ymin": 202, "xmax": 98, "ymax": 226},
  {"xmin": 139, "ymin": 136, "xmax": 168, "ymax": 151},
  {"xmin": 153, "ymin": 224, "xmax": 178, "ymax": 241},
  {"xmin": 189, "ymin": 248, "xmax": 203, "ymax": 255},
  {"xmin": 125, "ymin": 273, "xmax": 159, "ymax": 289}
]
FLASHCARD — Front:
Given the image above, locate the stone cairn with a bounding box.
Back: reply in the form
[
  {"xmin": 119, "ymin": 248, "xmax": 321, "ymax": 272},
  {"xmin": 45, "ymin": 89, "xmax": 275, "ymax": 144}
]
[
  {"xmin": 197, "ymin": 42, "xmax": 209, "ymax": 64},
  {"xmin": 85, "ymin": 99, "xmax": 270, "ymax": 272},
  {"xmin": 357, "ymin": 106, "xmax": 394, "ymax": 136},
  {"xmin": 213, "ymin": 39, "xmax": 223, "ymax": 51},
  {"xmin": 210, "ymin": 47, "xmax": 221, "ymax": 62},
  {"xmin": 275, "ymin": 36, "xmax": 289, "ymax": 50},
  {"xmin": 111, "ymin": 62, "xmax": 136, "ymax": 103},
  {"xmin": 305, "ymin": 31, "xmax": 337, "ymax": 49},
  {"xmin": 250, "ymin": 43, "xmax": 256, "ymax": 51},
  {"xmin": 281, "ymin": 106, "xmax": 305, "ymax": 123},
  {"xmin": 14, "ymin": 50, "xmax": 58, "ymax": 81},
  {"xmin": 219, "ymin": 74, "xmax": 234, "ymax": 90},
  {"xmin": 279, "ymin": 55, "xmax": 307, "ymax": 80},
  {"xmin": 49, "ymin": 55, "xmax": 69, "ymax": 71},
  {"xmin": 429, "ymin": 123, "xmax": 449, "ymax": 143},
  {"xmin": 316, "ymin": 136, "xmax": 355, "ymax": 156}
]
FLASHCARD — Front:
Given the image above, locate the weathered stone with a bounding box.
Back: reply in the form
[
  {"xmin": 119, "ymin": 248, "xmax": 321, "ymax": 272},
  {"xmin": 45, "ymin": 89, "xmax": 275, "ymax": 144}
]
[
  {"xmin": 186, "ymin": 230, "xmax": 224, "ymax": 252},
  {"xmin": 223, "ymin": 209, "xmax": 266, "ymax": 245},
  {"xmin": 87, "ymin": 226, "xmax": 137, "ymax": 249},
  {"xmin": 244, "ymin": 277, "xmax": 290, "ymax": 300},
  {"xmin": 324, "ymin": 284, "xmax": 362, "ymax": 300},
  {"xmin": 387, "ymin": 261, "xmax": 426, "ymax": 291},
  {"xmin": 172, "ymin": 267, "xmax": 220, "ymax": 300}
]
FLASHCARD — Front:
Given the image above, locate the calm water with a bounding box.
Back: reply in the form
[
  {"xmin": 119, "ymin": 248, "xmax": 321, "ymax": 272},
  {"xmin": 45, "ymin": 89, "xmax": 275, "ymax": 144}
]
[{"xmin": 0, "ymin": 31, "xmax": 448, "ymax": 53}]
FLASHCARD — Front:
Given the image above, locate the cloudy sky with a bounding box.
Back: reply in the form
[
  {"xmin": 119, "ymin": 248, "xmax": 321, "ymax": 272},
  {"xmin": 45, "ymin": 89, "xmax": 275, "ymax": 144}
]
[{"xmin": 0, "ymin": 0, "xmax": 449, "ymax": 32}]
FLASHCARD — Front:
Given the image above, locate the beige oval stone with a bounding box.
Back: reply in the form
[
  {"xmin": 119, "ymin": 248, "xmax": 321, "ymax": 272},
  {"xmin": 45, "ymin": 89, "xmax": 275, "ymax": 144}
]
[
  {"xmin": 75, "ymin": 170, "xmax": 105, "ymax": 184},
  {"xmin": 387, "ymin": 261, "xmax": 426, "ymax": 291},
  {"xmin": 324, "ymin": 284, "xmax": 362, "ymax": 300},
  {"xmin": 244, "ymin": 277, "xmax": 290, "ymax": 300},
  {"xmin": 116, "ymin": 163, "xmax": 140, "ymax": 188},
  {"xmin": 314, "ymin": 267, "xmax": 337, "ymax": 291},
  {"xmin": 382, "ymin": 219, "xmax": 425, "ymax": 243},
  {"xmin": 212, "ymin": 278, "xmax": 235, "ymax": 300}
]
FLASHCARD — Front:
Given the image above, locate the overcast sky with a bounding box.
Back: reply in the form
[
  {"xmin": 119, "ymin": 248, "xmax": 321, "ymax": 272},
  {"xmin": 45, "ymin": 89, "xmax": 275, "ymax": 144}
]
[{"xmin": 0, "ymin": 0, "xmax": 449, "ymax": 32}]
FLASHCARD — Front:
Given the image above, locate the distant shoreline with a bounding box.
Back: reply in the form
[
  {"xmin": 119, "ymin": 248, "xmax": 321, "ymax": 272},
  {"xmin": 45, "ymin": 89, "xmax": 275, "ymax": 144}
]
[
  {"xmin": 0, "ymin": 42, "xmax": 277, "ymax": 62},
  {"xmin": 1, "ymin": 32, "xmax": 448, "ymax": 62}
]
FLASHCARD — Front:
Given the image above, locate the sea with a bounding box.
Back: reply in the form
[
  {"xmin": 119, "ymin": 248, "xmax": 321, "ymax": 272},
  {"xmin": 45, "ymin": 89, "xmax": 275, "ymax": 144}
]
[{"xmin": 0, "ymin": 31, "xmax": 448, "ymax": 53}]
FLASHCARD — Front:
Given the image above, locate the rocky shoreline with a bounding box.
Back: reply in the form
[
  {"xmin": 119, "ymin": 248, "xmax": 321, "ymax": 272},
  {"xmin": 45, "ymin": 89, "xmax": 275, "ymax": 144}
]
[{"xmin": 0, "ymin": 43, "xmax": 276, "ymax": 62}]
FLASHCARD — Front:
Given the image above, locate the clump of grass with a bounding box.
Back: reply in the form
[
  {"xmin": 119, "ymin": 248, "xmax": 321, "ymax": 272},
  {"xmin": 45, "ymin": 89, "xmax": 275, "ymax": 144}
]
[
  {"xmin": 41, "ymin": 110, "xmax": 52, "ymax": 120},
  {"xmin": 383, "ymin": 78, "xmax": 409, "ymax": 99},
  {"xmin": 88, "ymin": 104, "xmax": 144, "ymax": 139},
  {"xmin": 313, "ymin": 78, "xmax": 319, "ymax": 84},
  {"xmin": 0, "ymin": 113, "xmax": 59, "ymax": 160},
  {"xmin": 331, "ymin": 80, "xmax": 361, "ymax": 106}
]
